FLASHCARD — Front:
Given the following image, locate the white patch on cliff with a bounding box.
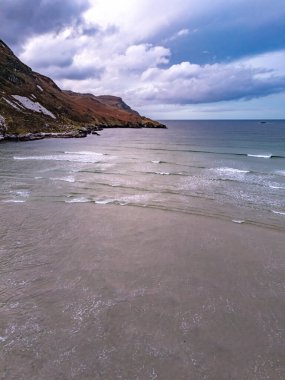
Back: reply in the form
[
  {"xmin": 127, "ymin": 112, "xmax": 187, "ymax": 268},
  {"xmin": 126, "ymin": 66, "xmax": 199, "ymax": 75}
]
[
  {"xmin": 3, "ymin": 97, "xmax": 23, "ymax": 111},
  {"xmin": 37, "ymin": 85, "xmax": 44, "ymax": 92},
  {"xmin": 0, "ymin": 115, "xmax": 7, "ymax": 137},
  {"xmin": 12, "ymin": 95, "xmax": 56, "ymax": 119},
  {"xmin": 0, "ymin": 115, "xmax": 6, "ymax": 126}
]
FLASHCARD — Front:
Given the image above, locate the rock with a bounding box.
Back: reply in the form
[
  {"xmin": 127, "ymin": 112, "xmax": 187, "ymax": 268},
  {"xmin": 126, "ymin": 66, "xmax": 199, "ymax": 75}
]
[{"xmin": 0, "ymin": 129, "xmax": 89, "ymax": 142}]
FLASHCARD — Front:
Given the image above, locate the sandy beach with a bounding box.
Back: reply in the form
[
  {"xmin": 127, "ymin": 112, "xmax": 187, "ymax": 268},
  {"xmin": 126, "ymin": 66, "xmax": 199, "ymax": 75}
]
[{"xmin": 1, "ymin": 203, "xmax": 284, "ymax": 379}]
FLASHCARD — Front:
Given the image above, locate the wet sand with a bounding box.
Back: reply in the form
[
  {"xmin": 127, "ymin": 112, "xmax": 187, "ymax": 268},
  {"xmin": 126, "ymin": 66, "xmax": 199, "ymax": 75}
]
[{"xmin": 0, "ymin": 203, "xmax": 285, "ymax": 379}]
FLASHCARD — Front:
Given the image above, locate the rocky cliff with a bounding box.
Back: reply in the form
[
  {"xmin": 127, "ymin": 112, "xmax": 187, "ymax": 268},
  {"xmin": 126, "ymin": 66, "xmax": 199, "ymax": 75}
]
[{"xmin": 0, "ymin": 40, "xmax": 165, "ymax": 141}]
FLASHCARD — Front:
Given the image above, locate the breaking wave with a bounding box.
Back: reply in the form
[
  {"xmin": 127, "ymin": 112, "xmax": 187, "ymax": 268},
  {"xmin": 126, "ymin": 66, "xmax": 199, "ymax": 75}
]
[
  {"xmin": 14, "ymin": 151, "xmax": 107, "ymax": 164},
  {"xmin": 247, "ymin": 154, "xmax": 272, "ymax": 158}
]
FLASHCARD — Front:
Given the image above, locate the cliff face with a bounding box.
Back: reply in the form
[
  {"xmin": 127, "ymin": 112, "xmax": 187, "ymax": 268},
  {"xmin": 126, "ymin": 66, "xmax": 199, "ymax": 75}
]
[{"xmin": 0, "ymin": 40, "xmax": 165, "ymax": 141}]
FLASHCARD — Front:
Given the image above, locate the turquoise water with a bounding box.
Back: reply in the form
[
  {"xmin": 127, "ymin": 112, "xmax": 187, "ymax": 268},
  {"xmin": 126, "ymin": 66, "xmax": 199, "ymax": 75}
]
[{"xmin": 1, "ymin": 120, "xmax": 285, "ymax": 229}]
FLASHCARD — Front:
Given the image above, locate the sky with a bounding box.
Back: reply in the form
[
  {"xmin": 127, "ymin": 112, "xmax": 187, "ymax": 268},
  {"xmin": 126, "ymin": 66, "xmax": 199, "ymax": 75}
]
[{"xmin": 1, "ymin": 0, "xmax": 285, "ymax": 119}]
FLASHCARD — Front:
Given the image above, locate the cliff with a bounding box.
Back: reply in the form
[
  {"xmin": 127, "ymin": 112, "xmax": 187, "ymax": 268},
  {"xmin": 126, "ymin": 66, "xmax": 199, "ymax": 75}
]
[{"xmin": 0, "ymin": 40, "xmax": 165, "ymax": 141}]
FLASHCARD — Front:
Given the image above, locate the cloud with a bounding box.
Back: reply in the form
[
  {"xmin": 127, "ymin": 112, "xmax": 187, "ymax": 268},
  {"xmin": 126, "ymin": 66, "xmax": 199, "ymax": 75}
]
[
  {"xmin": 3, "ymin": 0, "xmax": 285, "ymax": 119},
  {"xmin": 125, "ymin": 61, "xmax": 285, "ymax": 105},
  {"xmin": 20, "ymin": 32, "xmax": 78, "ymax": 69},
  {"xmin": 0, "ymin": 0, "xmax": 89, "ymax": 47},
  {"xmin": 165, "ymin": 29, "xmax": 189, "ymax": 42}
]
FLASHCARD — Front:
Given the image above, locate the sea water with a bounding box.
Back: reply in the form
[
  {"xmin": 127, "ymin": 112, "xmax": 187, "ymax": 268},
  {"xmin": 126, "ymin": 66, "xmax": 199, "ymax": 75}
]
[{"xmin": 1, "ymin": 120, "xmax": 285, "ymax": 230}]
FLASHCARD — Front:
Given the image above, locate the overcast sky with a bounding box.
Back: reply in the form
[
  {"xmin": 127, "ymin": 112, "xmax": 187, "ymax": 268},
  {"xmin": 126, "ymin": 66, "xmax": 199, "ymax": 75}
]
[{"xmin": 2, "ymin": 0, "xmax": 285, "ymax": 119}]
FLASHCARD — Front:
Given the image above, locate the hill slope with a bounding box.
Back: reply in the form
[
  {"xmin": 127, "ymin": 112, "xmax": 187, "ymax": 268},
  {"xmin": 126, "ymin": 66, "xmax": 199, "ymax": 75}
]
[{"xmin": 0, "ymin": 40, "xmax": 165, "ymax": 141}]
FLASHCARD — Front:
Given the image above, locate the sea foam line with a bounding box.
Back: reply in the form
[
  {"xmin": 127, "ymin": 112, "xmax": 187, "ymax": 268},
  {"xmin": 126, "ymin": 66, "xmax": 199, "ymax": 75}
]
[
  {"xmin": 272, "ymin": 210, "xmax": 285, "ymax": 216},
  {"xmin": 65, "ymin": 197, "xmax": 90, "ymax": 203},
  {"xmin": 214, "ymin": 167, "xmax": 249, "ymax": 174},
  {"xmin": 64, "ymin": 151, "xmax": 104, "ymax": 156},
  {"xmin": 50, "ymin": 176, "xmax": 75, "ymax": 183},
  {"xmin": 2, "ymin": 199, "xmax": 26, "ymax": 203},
  {"xmin": 14, "ymin": 154, "xmax": 104, "ymax": 163},
  {"xmin": 247, "ymin": 154, "xmax": 272, "ymax": 158},
  {"xmin": 269, "ymin": 185, "xmax": 285, "ymax": 190},
  {"xmin": 232, "ymin": 219, "xmax": 245, "ymax": 224}
]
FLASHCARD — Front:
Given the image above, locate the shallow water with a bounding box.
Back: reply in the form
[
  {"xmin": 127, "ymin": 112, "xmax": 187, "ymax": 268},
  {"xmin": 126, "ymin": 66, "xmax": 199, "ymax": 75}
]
[
  {"xmin": 1, "ymin": 120, "xmax": 285, "ymax": 229},
  {"xmin": 1, "ymin": 121, "xmax": 285, "ymax": 379}
]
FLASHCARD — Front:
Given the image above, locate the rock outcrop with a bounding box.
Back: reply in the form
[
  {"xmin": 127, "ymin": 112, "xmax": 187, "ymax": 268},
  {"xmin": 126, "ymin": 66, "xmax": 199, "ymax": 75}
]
[{"xmin": 0, "ymin": 40, "xmax": 166, "ymax": 141}]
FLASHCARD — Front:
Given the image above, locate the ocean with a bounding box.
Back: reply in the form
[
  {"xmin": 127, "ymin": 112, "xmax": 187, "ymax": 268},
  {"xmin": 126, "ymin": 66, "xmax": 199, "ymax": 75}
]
[
  {"xmin": 1, "ymin": 120, "xmax": 285, "ymax": 229},
  {"xmin": 1, "ymin": 120, "xmax": 285, "ymax": 379}
]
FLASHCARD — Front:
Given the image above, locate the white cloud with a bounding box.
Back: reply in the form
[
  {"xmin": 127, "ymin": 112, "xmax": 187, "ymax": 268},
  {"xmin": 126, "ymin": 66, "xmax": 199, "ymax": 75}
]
[
  {"xmin": 166, "ymin": 28, "xmax": 190, "ymax": 42},
  {"xmin": 16, "ymin": 0, "xmax": 285, "ymax": 119},
  {"xmin": 238, "ymin": 50, "xmax": 285, "ymax": 76},
  {"xmin": 83, "ymin": 0, "xmax": 191, "ymax": 43}
]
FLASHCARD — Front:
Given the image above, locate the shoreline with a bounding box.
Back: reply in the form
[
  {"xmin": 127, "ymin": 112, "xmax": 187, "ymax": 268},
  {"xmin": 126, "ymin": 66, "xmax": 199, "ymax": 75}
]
[{"xmin": 0, "ymin": 123, "xmax": 167, "ymax": 142}]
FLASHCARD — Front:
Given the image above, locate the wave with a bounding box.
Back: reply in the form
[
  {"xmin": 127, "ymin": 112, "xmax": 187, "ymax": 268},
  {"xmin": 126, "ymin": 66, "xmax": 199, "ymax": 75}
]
[
  {"xmin": 154, "ymin": 171, "xmax": 170, "ymax": 175},
  {"xmin": 214, "ymin": 167, "xmax": 250, "ymax": 174},
  {"xmin": 150, "ymin": 160, "xmax": 169, "ymax": 164},
  {"xmin": 272, "ymin": 210, "xmax": 285, "ymax": 216},
  {"xmin": 146, "ymin": 171, "xmax": 188, "ymax": 176},
  {"xmin": 2, "ymin": 199, "xmax": 26, "ymax": 203},
  {"xmin": 95, "ymin": 199, "xmax": 127, "ymax": 206},
  {"xmin": 274, "ymin": 170, "xmax": 285, "ymax": 177},
  {"xmin": 95, "ymin": 199, "xmax": 116, "ymax": 205},
  {"xmin": 144, "ymin": 147, "xmax": 285, "ymax": 159},
  {"xmin": 14, "ymin": 153, "xmax": 105, "ymax": 164},
  {"xmin": 247, "ymin": 154, "xmax": 272, "ymax": 158},
  {"xmin": 50, "ymin": 176, "xmax": 75, "ymax": 183},
  {"xmin": 13, "ymin": 190, "xmax": 30, "ymax": 197},
  {"xmin": 64, "ymin": 151, "xmax": 105, "ymax": 156},
  {"xmin": 269, "ymin": 185, "xmax": 285, "ymax": 189},
  {"xmin": 65, "ymin": 197, "xmax": 90, "ymax": 203}
]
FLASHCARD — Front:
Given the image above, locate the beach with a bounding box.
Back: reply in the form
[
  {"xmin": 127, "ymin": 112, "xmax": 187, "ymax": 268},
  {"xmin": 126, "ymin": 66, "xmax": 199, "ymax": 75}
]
[{"xmin": 1, "ymin": 202, "xmax": 284, "ymax": 379}]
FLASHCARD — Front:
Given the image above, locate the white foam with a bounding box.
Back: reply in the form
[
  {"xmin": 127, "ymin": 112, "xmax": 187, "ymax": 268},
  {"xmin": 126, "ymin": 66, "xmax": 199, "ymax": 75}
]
[
  {"xmin": 151, "ymin": 160, "xmax": 161, "ymax": 164},
  {"xmin": 95, "ymin": 199, "xmax": 115, "ymax": 205},
  {"xmin": 50, "ymin": 176, "xmax": 75, "ymax": 183},
  {"xmin": 272, "ymin": 210, "xmax": 285, "ymax": 216},
  {"xmin": 155, "ymin": 172, "xmax": 170, "ymax": 175},
  {"xmin": 3, "ymin": 199, "xmax": 26, "ymax": 203},
  {"xmin": 14, "ymin": 190, "xmax": 30, "ymax": 197},
  {"xmin": 14, "ymin": 153, "xmax": 104, "ymax": 164},
  {"xmin": 269, "ymin": 185, "xmax": 285, "ymax": 189},
  {"xmin": 247, "ymin": 154, "xmax": 272, "ymax": 158},
  {"xmin": 64, "ymin": 151, "xmax": 104, "ymax": 156},
  {"xmin": 95, "ymin": 199, "xmax": 128, "ymax": 206},
  {"xmin": 216, "ymin": 167, "xmax": 249, "ymax": 174},
  {"xmin": 65, "ymin": 197, "xmax": 89, "ymax": 203},
  {"xmin": 232, "ymin": 219, "xmax": 245, "ymax": 224},
  {"xmin": 275, "ymin": 170, "xmax": 285, "ymax": 177}
]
